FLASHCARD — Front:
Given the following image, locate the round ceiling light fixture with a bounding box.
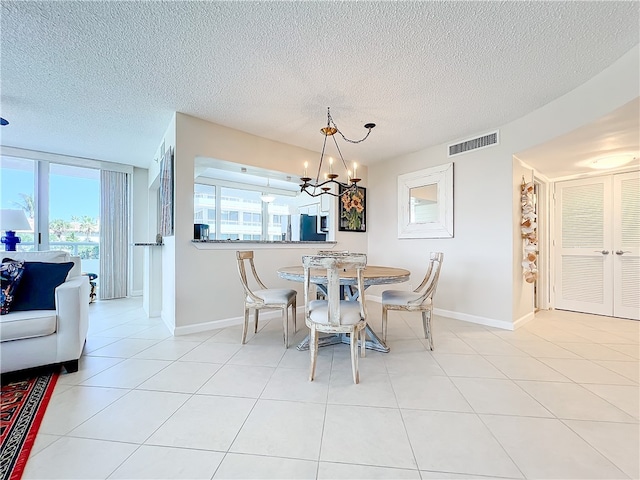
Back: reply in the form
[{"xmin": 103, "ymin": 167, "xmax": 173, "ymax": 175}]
[{"xmin": 590, "ymin": 155, "xmax": 635, "ymax": 170}]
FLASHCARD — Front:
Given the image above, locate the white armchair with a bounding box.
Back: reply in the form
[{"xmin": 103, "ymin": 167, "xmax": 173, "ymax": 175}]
[{"xmin": 0, "ymin": 251, "xmax": 90, "ymax": 374}]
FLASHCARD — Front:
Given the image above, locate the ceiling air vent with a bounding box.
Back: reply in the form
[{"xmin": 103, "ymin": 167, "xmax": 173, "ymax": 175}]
[{"xmin": 448, "ymin": 131, "xmax": 499, "ymax": 157}]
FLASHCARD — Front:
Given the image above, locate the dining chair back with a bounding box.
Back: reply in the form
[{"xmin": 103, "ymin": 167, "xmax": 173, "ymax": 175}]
[
  {"xmin": 236, "ymin": 250, "xmax": 297, "ymax": 347},
  {"xmin": 381, "ymin": 252, "xmax": 444, "ymax": 350},
  {"xmin": 302, "ymin": 253, "xmax": 368, "ymax": 383}
]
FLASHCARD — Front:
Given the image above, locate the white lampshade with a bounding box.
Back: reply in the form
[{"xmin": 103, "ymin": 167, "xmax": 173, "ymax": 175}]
[{"xmin": 0, "ymin": 209, "xmax": 31, "ymax": 231}]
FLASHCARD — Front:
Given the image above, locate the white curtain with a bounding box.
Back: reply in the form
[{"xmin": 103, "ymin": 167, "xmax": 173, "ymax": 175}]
[{"xmin": 100, "ymin": 170, "xmax": 129, "ymax": 299}]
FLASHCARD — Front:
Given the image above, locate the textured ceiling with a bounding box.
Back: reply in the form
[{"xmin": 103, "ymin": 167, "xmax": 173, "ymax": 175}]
[{"xmin": 1, "ymin": 1, "xmax": 638, "ymax": 176}]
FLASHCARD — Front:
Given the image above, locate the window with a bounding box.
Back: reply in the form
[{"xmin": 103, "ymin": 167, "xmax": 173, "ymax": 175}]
[
  {"xmin": 194, "ymin": 182, "xmax": 298, "ymax": 240},
  {"xmin": 49, "ymin": 164, "xmax": 100, "ymax": 271},
  {"xmin": 222, "ymin": 210, "xmax": 239, "ymax": 223},
  {"xmin": 267, "ymin": 201, "xmax": 295, "ymax": 241},
  {"xmin": 0, "ymin": 155, "xmax": 101, "ymax": 275},
  {"xmin": 242, "ymin": 212, "xmax": 261, "ymax": 225},
  {"xmin": 0, "ymin": 156, "xmax": 35, "ymax": 251},
  {"xmin": 194, "ymin": 184, "xmax": 216, "ymax": 237},
  {"xmin": 219, "ymin": 233, "xmax": 239, "ymax": 240}
]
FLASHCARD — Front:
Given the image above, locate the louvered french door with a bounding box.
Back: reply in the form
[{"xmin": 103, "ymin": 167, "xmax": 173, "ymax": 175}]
[
  {"xmin": 554, "ymin": 172, "xmax": 639, "ymax": 320},
  {"xmin": 613, "ymin": 172, "xmax": 640, "ymax": 320}
]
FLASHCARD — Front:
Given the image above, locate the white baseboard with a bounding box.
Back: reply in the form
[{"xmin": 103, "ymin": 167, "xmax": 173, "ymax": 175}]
[
  {"xmin": 367, "ymin": 295, "xmax": 519, "ymax": 331},
  {"xmin": 170, "ymin": 303, "xmax": 531, "ymax": 336},
  {"xmin": 432, "ymin": 308, "xmax": 516, "ymax": 330},
  {"xmin": 160, "ymin": 313, "xmax": 175, "ymax": 335},
  {"xmin": 130, "ymin": 290, "xmax": 143, "ymax": 297},
  {"xmin": 173, "ymin": 307, "xmax": 305, "ymax": 336},
  {"xmin": 513, "ymin": 311, "xmax": 535, "ymax": 329}
]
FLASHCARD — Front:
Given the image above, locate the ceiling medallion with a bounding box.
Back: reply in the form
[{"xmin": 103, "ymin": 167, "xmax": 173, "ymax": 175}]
[{"xmin": 300, "ymin": 107, "xmax": 375, "ymax": 198}]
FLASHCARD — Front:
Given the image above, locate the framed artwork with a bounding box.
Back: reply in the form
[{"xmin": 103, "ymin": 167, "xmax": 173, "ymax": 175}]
[
  {"xmin": 338, "ymin": 185, "xmax": 366, "ymax": 232},
  {"xmin": 159, "ymin": 146, "xmax": 174, "ymax": 236}
]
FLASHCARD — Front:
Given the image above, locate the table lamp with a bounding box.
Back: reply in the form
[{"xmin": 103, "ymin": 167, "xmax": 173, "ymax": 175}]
[{"xmin": 0, "ymin": 209, "xmax": 31, "ymax": 251}]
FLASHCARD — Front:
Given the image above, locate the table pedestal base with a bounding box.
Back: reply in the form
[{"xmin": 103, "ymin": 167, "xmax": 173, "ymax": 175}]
[{"xmin": 296, "ymin": 326, "xmax": 390, "ymax": 353}]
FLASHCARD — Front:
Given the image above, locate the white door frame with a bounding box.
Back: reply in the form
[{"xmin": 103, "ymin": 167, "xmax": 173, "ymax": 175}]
[{"xmin": 533, "ymin": 177, "xmax": 549, "ymax": 310}]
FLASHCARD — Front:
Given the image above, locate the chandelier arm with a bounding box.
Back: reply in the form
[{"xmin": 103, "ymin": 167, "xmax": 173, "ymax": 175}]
[
  {"xmin": 316, "ymin": 131, "xmax": 330, "ymax": 183},
  {"xmin": 331, "ymin": 134, "xmax": 349, "ymax": 173},
  {"xmin": 300, "ymin": 179, "xmax": 357, "ymax": 198}
]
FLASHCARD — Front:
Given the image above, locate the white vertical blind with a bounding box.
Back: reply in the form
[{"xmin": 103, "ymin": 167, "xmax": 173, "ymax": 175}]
[{"xmin": 99, "ymin": 170, "xmax": 129, "ymax": 299}]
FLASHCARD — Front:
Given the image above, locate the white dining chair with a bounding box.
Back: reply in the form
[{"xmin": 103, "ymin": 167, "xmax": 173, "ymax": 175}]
[
  {"xmin": 381, "ymin": 252, "xmax": 444, "ymax": 350},
  {"xmin": 236, "ymin": 251, "xmax": 297, "ymax": 347},
  {"xmin": 302, "ymin": 253, "xmax": 368, "ymax": 384}
]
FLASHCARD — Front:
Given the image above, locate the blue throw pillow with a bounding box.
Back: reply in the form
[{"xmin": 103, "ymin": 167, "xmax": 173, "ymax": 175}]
[
  {"xmin": 9, "ymin": 261, "xmax": 74, "ymax": 311},
  {"xmin": 0, "ymin": 259, "xmax": 25, "ymax": 314}
]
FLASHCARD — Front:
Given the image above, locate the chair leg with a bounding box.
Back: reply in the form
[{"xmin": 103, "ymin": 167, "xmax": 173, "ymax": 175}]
[
  {"xmin": 283, "ymin": 306, "xmax": 289, "ymax": 348},
  {"xmin": 254, "ymin": 309, "xmax": 259, "ymax": 333},
  {"xmin": 309, "ymin": 326, "xmax": 318, "ymax": 382},
  {"xmin": 350, "ymin": 328, "xmax": 360, "ymax": 384},
  {"xmin": 360, "ymin": 327, "xmax": 366, "ymax": 358},
  {"xmin": 422, "ymin": 309, "xmax": 434, "ymax": 350},
  {"xmin": 382, "ymin": 306, "xmax": 388, "ymax": 343},
  {"xmin": 241, "ymin": 307, "xmax": 249, "ymax": 344},
  {"xmin": 292, "ymin": 298, "xmax": 297, "ymax": 333}
]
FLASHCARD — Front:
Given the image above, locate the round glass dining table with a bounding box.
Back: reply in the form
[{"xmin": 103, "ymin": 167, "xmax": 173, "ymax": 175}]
[{"xmin": 277, "ymin": 265, "xmax": 410, "ymax": 352}]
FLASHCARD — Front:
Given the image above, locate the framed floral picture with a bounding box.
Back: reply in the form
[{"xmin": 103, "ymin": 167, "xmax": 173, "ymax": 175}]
[{"xmin": 338, "ymin": 185, "xmax": 366, "ymax": 232}]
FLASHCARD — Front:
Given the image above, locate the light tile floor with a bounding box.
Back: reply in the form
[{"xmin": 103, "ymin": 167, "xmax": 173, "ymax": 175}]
[{"xmin": 24, "ymin": 298, "xmax": 639, "ymax": 479}]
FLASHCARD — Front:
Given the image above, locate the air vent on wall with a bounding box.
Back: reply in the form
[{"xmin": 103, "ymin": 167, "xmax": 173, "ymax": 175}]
[{"xmin": 448, "ymin": 131, "xmax": 499, "ymax": 157}]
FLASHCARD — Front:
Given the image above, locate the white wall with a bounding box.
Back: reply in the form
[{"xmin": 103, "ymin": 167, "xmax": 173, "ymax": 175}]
[
  {"xmin": 368, "ymin": 45, "xmax": 639, "ymax": 329},
  {"xmin": 368, "ymin": 144, "xmax": 515, "ymax": 328},
  {"xmin": 512, "ymin": 159, "xmax": 535, "ymax": 325},
  {"xmin": 156, "ymin": 114, "xmax": 177, "ymax": 331},
  {"xmin": 163, "ymin": 113, "xmax": 368, "ymax": 332}
]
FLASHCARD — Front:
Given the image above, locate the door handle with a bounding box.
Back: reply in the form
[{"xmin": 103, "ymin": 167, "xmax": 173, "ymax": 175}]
[
  {"xmin": 594, "ymin": 250, "xmax": 610, "ymax": 255},
  {"xmin": 615, "ymin": 250, "xmax": 631, "ymax": 255}
]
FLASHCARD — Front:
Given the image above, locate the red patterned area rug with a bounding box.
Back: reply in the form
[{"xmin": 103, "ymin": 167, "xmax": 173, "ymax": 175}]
[{"xmin": 0, "ymin": 368, "xmax": 59, "ymax": 480}]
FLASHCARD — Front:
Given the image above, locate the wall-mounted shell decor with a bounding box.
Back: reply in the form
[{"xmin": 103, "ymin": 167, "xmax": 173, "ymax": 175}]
[{"xmin": 521, "ymin": 177, "xmax": 537, "ymax": 283}]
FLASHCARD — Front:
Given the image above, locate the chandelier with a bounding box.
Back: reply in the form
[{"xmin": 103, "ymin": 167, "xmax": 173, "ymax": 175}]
[{"xmin": 300, "ymin": 107, "xmax": 375, "ymax": 198}]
